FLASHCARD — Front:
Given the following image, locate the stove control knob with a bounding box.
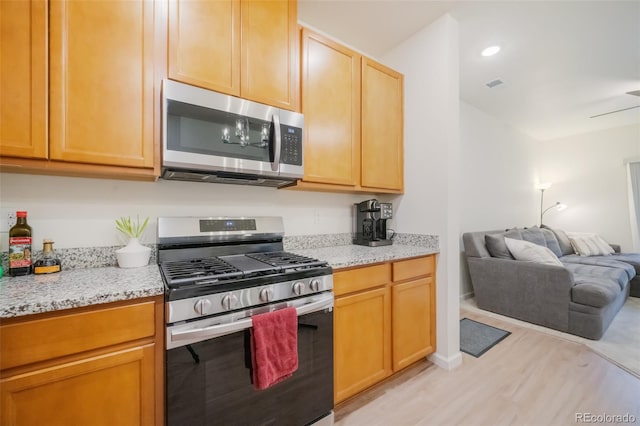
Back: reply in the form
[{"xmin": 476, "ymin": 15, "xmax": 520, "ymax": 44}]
[
  {"xmin": 292, "ymin": 281, "xmax": 305, "ymax": 295},
  {"xmin": 310, "ymin": 279, "xmax": 321, "ymax": 292},
  {"xmin": 221, "ymin": 294, "xmax": 238, "ymax": 311},
  {"xmin": 259, "ymin": 288, "xmax": 274, "ymax": 302},
  {"xmin": 194, "ymin": 299, "xmax": 212, "ymax": 316}
]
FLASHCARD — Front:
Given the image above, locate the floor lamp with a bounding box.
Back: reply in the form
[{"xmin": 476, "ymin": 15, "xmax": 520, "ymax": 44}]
[{"xmin": 536, "ymin": 182, "xmax": 567, "ymax": 225}]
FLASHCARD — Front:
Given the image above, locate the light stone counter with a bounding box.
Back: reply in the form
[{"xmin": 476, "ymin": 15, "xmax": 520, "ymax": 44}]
[
  {"xmin": 0, "ymin": 233, "xmax": 438, "ymax": 318},
  {"xmin": 0, "ymin": 265, "xmax": 164, "ymax": 318},
  {"xmin": 290, "ymin": 244, "xmax": 438, "ymax": 270}
]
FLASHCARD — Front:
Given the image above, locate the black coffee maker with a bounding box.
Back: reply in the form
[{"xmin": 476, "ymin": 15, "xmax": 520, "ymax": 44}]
[{"xmin": 353, "ymin": 199, "xmax": 393, "ymax": 247}]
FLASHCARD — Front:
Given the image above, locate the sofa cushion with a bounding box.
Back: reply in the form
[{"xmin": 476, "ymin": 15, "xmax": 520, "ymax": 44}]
[
  {"xmin": 505, "ymin": 237, "xmax": 563, "ymax": 266},
  {"xmin": 608, "ymin": 253, "xmax": 640, "ymax": 275},
  {"xmin": 563, "ymin": 262, "xmax": 629, "ymax": 290},
  {"xmin": 485, "ymin": 234, "xmax": 514, "ymax": 259},
  {"xmin": 542, "ymin": 225, "xmax": 575, "ymax": 256},
  {"xmin": 538, "ymin": 228, "xmax": 563, "ymax": 258},
  {"xmin": 571, "ymin": 278, "xmax": 620, "ymax": 308},
  {"xmin": 562, "ymin": 254, "xmax": 637, "ymax": 281}
]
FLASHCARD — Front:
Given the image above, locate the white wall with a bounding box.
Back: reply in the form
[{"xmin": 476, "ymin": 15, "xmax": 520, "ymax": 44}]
[
  {"xmin": 458, "ymin": 102, "xmax": 540, "ymax": 296},
  {"xmin": 537, "ymin": 123, "xmax": 640, "ymax": 251},
  {"xmin": 0, "ymin": 173, "xmax": 373, "ymax": 250},
  {"xmin": 383, "ymin": 14, "xmax": 461, "ymax": 370}
]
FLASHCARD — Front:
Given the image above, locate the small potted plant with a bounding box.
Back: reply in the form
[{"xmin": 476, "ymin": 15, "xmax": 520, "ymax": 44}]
[{"xmin": 115, "ymin": 215, "xmax": 151, "ymax": 268}]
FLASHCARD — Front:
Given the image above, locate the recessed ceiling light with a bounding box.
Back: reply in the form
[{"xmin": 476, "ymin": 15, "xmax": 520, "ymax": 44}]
[{"xmin": 481, "ymin": 46, "xmax": 501, "ymax": 57}]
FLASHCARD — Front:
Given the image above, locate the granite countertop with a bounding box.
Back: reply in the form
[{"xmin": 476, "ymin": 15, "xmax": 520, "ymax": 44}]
[
  {"xmin": 0, "ymin": 265, "xmax": 164, "ymax": 319},
  {"xmin": 0, "ymin": 233, "xmax": 439, "ymax": 319},
  {"xmin": 290, "ymin": 244, "xmax": 438, "ymax": 269}
]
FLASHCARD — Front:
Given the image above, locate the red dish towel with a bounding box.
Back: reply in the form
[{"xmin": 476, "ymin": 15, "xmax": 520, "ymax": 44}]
[{"xmin": 250, "ymin": 306, "xmax": 299, "ymax": 390}]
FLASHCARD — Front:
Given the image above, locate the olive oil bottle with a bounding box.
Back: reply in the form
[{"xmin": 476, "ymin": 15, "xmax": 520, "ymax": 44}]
[
  {"xmin": 33, "ymin": 240, "xmax": 62, "ymax": 274},
  {"xmin": 9, "ymin": 211, "xmax": 32, "ymax": 276}
]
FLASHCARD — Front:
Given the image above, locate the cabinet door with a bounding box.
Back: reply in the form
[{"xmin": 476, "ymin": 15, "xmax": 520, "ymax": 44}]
[
  {"xmin": 334, "ymin": 286, "xmax": 391, "ymax": 404},
  {"xmin": 241, "ymin": 0, "xmax": 299, "ymax": 111},
  {"xmin": 0, "ymin": 0, "xmax": 47, "ymax": 159},
  {"xmin": 392, "ymin": 277, "xmax": 435, "ymax": 371},
  {"xmin": 361, "ymin": 57, "xmax": 403, "ymax": 190},
  {"xmin": 49, "ymin": 0, "xmax": 156, "ymax": 168},
  {"xmin": 0, "ymin": 344, "xmax": 156, "ymax": 426},
  {"xmin": 301, "ymin": 28, "xmax": 360, "ymax": 186},
  {"xmin": 168, "ymin": 0, "xmax": 240, "ymax": 96}
]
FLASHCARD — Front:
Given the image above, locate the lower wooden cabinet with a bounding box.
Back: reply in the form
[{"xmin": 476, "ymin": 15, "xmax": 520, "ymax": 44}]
[
  {"xmin": 333, "ymin": 255, "xmax": 436, "ymax": 404},
  {"xmin": 0, "ymin": 296, "xmax": 164, "ymax": 426},
  {"xmin": 334, "ymin": 286, "xmax": 391, "ymax": 403}
]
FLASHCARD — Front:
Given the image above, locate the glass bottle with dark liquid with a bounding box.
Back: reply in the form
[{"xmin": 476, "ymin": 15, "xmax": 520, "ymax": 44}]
[
  {"xmin": 9, "ymin": 211, "xmax": 32, "ymax": 276},
  {"xmin": 33, "ymin": 240, "xmax": 62, "ymax": 274}
]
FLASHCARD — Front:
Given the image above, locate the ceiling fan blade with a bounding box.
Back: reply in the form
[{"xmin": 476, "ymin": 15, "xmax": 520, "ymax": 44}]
[
  {"xmin": 627, "ymin": 90, "xmax": 640, "ymax": 97},
  {"xmin": 590, "ymin": 105, "xmax": 640, "ymax": 118}
]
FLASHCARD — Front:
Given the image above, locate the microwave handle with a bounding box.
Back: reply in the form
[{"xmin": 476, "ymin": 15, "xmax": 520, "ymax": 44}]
[{"xmin": 271, "ymin": 114, "xmax": 281, "ymax": 172}]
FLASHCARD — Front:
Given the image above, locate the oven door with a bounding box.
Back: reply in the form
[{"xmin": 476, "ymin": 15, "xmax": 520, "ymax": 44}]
[{"xmin": 166, "ymin": 296, "xmax": 334, "ymax": 426}]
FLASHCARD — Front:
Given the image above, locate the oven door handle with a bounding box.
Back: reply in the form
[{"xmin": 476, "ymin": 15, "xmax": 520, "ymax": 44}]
[{"xmin": 169, "ymin": 294, "xmax": 334, "ymax": 346}]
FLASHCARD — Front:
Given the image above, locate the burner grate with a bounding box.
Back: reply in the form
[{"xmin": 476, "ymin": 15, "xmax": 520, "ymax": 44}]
[{"xmin": 161, "ymin": 257, "xmax": 244, "ymax": 285}]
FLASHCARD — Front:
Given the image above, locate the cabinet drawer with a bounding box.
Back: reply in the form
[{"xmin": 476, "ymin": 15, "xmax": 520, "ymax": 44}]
[
  {"xmin": 334, "ymin": 264, "xmax": 391, "ymax": 296},
  {"xmin": 0, "ymin": 300, "xmax": 156, "ymax": 371},
  {"xmin": 393, "ymin": 255, "xmax": 435, "ymax": 282}
]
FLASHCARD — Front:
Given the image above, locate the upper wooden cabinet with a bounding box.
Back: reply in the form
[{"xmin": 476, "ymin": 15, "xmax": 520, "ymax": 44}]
[
  {"xmin": 361, "ymin": 58, "xmax": 404, "ymax": 191},
  {"xmin": 0, "ymin": 0, "xmax": 48, "ymax": 159},
  {"xmin": 300, "ymin": 28, "xmax": 360, "ymax": 186},
  {"xmin": 293, "ymin": 27, "xmax": 404, "ymax": 194},
  {"xmin": 169, "ymin": 0, "xmax": 299, "ymax": 111},
  {"xmin": 169, "ymin": 0, "xmax": 240, "ymax": 96},
  {"xmin": 49, "ymin": 0, "xmax": 157, "ymax": 169},
  {"xmin": 0, "ymin": 0, "xmax": 164, "ymax": 180}
]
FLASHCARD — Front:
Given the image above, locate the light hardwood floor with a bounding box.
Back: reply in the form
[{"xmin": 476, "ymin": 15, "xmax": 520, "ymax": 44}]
[{"xmin": 335, "ymin": 309, "xmax": 640, "ymax": 426}]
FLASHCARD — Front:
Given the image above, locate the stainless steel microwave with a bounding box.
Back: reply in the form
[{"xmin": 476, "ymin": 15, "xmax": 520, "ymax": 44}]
[{"xmin": 161, "ymin": 80, "xmax": 304, "ymax": 188}]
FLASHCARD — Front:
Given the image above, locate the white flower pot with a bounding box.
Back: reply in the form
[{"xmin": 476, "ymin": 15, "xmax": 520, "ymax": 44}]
[{"xmin": 116, "ymin": 238, "xmax": 151, "ymax": 268}]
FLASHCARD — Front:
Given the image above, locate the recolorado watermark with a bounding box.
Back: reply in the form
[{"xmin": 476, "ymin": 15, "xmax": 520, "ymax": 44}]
[{"xmin": 576, "ymin": 413, "xmax": 637, "ymax": 423}]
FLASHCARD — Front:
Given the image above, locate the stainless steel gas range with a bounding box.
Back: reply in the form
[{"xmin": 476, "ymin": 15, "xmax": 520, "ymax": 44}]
[{"xmin": 158, "ymin": 216, "xmax": 334, "ymax": 426}]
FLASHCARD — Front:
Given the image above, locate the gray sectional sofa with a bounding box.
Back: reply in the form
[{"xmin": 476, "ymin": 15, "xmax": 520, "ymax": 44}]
[{"xmin": 463, "ymin": 226, "xmax": 640, "ymax": 340}]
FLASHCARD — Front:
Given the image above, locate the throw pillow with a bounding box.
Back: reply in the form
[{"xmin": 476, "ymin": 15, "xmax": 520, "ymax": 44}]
[
  {"xmin": 520, "ymin": 226, "xmax": 547, "ymax": 247},
  {"xmin": 504, "ymin": 237, "xmax": 564, "ymax": 266},
  {"xmin": 567, "ymin": 233, "xmax": 615, "ymax": 256},
  {"xmin": 542, "ymin": 225, "xmax": 575, "ymax": 256},
  {"xmin": 539, "ymin": 228, "xmax": 563, "ymax": 258},
  {"xmin": 485, "ymin": 233, "xmax": 514, "ymax": 259}
]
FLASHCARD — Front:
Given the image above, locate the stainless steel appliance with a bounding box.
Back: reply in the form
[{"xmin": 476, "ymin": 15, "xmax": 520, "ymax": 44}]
[
  {"xmin": 161, "ymin": 80, "xmax": 304, "ymax": 188},
  {"xmin": 353, "ymin": 199, "xmax": 394, "ymax": 247},
  {"xmin": 159, "ymin": 216, "xmax": 334, "ymax": 426}
]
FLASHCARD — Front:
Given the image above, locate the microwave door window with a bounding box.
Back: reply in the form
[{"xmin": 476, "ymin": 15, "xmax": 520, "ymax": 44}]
[{"xmin": 166, "ymin": 100, "xmax": 271, "ymax": 163}]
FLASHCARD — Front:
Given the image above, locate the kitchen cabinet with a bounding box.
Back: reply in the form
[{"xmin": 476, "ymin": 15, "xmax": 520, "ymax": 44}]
[
  {"xmin": 334, "ymin": 264, "xmax": 391, "ymax": 403},
  {"xmin": 391, "ymin": 256, "xmax": 436, "ymax": 371},
  {"xmin": 299, "ymin": 28, "xmax": 360, "ymax": 186},
  {"xmin": 0, "ymin": 296, "xmax": 164, "ymax": 426},
  {"xmin": 333, "ymin": 255, "xmax": 436, "ymax": 404},
  {"xmin": 0, "ymin": 0, "xmax": 48, "ymax": 159},
  {"xmin": 0, "ymin": 0, "xmax": 164, "ymax": 181},
  {"xmin": 361, "ymin": 58, "xmax": 404, "ymax": 191},
  {"xmin": 292, "ymin": 27, "xmax": 404, "ymax": 194},
  {"xmin": 169, "ymin": 0, "xmax": 299, "ymax": 111}
]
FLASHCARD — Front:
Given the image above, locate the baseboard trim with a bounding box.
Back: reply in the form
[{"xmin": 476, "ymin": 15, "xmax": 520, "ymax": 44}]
[
  {"xmin": 460, "ymin": 291, "xmax": 475, "ymax": 300},
  {"xmin": 428, "ymin": 351, "xmax": 463, "ymax": 370}
]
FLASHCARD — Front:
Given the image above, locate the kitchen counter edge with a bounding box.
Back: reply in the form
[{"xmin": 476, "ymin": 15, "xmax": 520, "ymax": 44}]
[{"xmin": 0, "ymin": 265, "xmax": 164, "ymax": 319}]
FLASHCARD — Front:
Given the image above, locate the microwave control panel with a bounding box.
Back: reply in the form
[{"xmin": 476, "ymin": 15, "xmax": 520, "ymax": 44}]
[{"xmin": 280, "ymin": 125, "xmax": 302, "ymax": 166}]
